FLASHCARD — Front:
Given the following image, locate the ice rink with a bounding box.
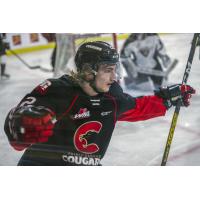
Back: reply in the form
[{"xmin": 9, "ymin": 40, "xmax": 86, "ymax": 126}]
[{"xmin": 0, "ymin": 33, "xmax": 200, "ymax": 166}]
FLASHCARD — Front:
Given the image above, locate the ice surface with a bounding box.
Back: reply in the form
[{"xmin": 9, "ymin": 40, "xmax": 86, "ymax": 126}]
[{"xmin": 1, "ymin": 34, "xmax": 200, "ymax": 166}]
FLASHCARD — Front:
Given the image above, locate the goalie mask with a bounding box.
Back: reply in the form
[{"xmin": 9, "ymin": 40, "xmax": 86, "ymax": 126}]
[{"xmin": 74, "ymin": 41, "xmax": 121, "ymax": 81}]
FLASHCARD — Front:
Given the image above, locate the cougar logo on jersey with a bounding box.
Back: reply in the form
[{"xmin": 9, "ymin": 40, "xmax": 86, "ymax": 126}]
[
  {"xmin": 72, "ymin": 108, "xmax": 90, "ymax": 120},
  {"xmin": 35, "ymin": 80, "xmax": 51, "ymax": 94},
  {"xmin": 74, "ymin": 121, "xmax": 102, "ymax": 154}
]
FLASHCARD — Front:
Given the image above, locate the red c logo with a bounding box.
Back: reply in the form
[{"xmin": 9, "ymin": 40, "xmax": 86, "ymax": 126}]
[{"xmin": 74, "ymin": 121, "xmax": 102, "ymax": 154}]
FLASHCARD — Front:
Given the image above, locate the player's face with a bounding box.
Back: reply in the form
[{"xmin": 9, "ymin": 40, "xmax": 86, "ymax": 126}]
[{"xmin": 94, "ymin": 64, "xmax": 117, "ymax": 92}]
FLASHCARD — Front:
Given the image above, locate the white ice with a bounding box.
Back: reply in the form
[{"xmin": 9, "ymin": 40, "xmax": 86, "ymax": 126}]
[{"xmin": 0, "ymin": 33, "xmax": 200, "ymax": 166}]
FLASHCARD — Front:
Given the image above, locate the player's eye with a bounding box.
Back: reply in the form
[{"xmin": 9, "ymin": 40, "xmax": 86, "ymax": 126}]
[{"xmin": 105, "ymin": 68, "xmax": 113, "ymax": 73}]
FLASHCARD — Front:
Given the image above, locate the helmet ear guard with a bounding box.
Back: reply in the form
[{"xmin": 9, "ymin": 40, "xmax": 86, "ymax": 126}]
[
  {"xmin": 78, "ymin": 63, "xmax": 96, "ymax": 82},
  {"xmin": 70, "ymin": 63, "xmax": 97, "ymax": 84}
]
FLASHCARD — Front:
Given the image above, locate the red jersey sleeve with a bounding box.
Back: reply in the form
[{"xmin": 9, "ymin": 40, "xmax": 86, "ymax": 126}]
[{"xmin": 118, "ymin": 95, "xmax": 167, "ymax": 122}]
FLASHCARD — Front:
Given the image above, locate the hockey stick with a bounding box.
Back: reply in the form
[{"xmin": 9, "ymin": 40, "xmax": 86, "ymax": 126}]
[
  {"xmin": 161, "ymin": 33, "xmax": 200, "ymax": 166},
  {"xmin": 8, "ymin": 49, "xmax": 41, "ymax": 69},
  {"xmin": 8, "ymin": 49, "xmax": 53, "ymax": 72}
]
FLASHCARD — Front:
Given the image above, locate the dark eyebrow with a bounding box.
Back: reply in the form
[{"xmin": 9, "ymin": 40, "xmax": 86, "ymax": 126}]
[{"xmin": 104, "ymin": 67, "xmax": 115, "ymax": 71}]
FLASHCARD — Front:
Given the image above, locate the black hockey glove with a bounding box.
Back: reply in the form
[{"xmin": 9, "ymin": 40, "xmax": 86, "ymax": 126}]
[
  {"xmin": 8, "ymin": 105, "xmax": 56, "ymax": 150},
  {"xmin": 155, "ymin": 84, "xmax": 196, "ymax": 109}
]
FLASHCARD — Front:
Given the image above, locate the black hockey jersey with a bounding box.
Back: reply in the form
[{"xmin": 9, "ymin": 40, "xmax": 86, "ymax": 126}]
[{"xmin": 4, "ymin": 75, "xmax": 167, "ymax": 165}]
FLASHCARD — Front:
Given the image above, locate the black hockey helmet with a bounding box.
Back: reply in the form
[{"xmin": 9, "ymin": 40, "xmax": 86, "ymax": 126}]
[{"xmin": 74, "ymin": 41, "xmax": 119, "ymax": 72}]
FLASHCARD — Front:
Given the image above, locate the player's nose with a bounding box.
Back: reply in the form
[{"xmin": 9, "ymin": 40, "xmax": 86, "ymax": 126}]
[{"xmin": 110, "ymin": 71, "xmax": 117, "ymax": 82}]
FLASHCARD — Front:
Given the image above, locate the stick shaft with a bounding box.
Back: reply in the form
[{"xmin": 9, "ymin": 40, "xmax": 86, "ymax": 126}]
[
  {"xmin": 161, "ymin": 33, "xmax": 199, "ymax": 166},
  {"xmin": 8, "ymin": 49, "xmax": 40, "ymax": 69}
]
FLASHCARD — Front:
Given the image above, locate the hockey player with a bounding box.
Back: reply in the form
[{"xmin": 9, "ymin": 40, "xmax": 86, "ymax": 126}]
[
  {"xmin": 0, "ymin": 33, "xmax": 10, "ymax": 79},
  {"xmin": 120, "ymin": 33, "xmax": 178, "ymax": 91},
  {"xmin": 4, "ymin": 41, "xmax": 195, "ymax": 166}
]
